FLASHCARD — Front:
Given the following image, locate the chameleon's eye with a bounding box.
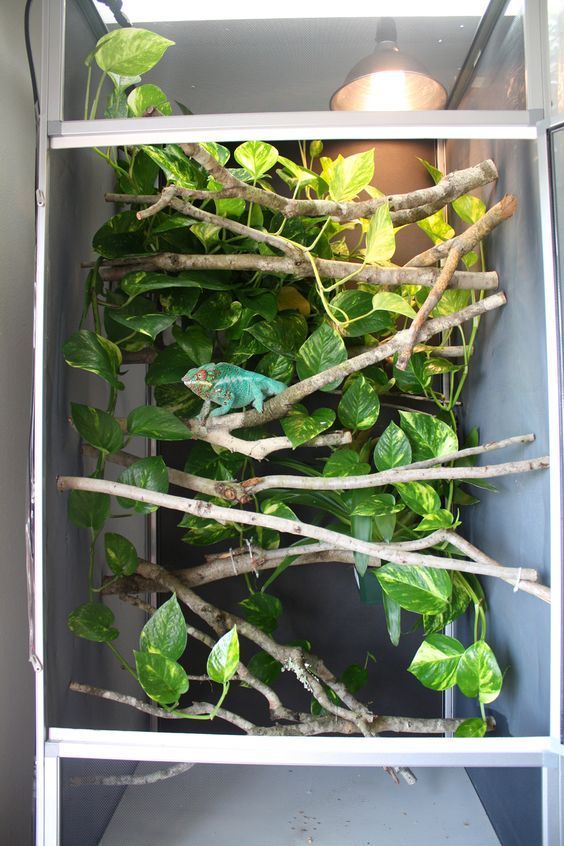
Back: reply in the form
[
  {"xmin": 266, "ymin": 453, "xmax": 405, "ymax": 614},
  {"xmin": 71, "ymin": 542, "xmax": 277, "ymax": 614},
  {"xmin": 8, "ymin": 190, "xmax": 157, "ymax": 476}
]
[{"xmin": 196, "ymin": 369, "xmax": 207, "ymax": 381}]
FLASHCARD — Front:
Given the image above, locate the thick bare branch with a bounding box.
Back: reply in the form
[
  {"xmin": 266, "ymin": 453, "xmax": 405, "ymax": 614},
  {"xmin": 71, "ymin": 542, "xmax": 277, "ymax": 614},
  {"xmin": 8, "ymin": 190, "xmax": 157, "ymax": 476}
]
[
  {"xmin": 69, "ymin": 683, "xmax": 494, "ymax": 737},
  {"xmin": 243, "ymin": 456, "xmax": 549, "ymax": 495},
  {"xmin": 106, "ymin": 518, "xmax": 549, "ymax": 602},
  {"xmin": 167, "ymin": 146, "xmax": 499, "ymax": 224},
  {"xmin": 58, "ymin": 476, "xmax": 542, "ymax": 587},
  {"xmin": 407, "ymin": 194, "xmax": 518, "ymax": 268},
  {"xmin": 83, "ymin": 444, "xmax": 249, "ymax": 503},
  {"xmin": 204, "ymin": 292, "xmax": 507, "ymax": 433},
  {"xmin": 396, "ymin": 247, "xmax": 462, "ymax": 370},
  {"xmin": 442, "ymin": 531, "xmax": 551, "ymax": 603},
  {"xmin": 99, "ymin": 250, "xmax": 498, "ymax": 290},
  {"xmin": 190, "ymin": 426, "xmax": 352, "ymax": 461}
]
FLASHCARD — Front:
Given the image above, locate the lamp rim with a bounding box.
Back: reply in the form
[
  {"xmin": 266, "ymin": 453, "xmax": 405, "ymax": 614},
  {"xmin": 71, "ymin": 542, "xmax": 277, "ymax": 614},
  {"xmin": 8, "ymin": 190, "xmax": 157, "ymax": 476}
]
[{"xmin": 330, "ymin": 68, "xmax": 448, "ymax": 111}]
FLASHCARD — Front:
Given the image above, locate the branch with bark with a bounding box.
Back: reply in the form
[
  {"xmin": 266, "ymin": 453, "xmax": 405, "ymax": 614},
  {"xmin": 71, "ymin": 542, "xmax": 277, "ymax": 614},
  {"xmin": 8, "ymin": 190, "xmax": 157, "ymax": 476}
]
[
  {"xmin": 396, "ymin": 194, "xmax": 517, "ymax": 369},
  {"xmin": 108, "ymin": 147, "xmax": 497, "ymax": 225},
  {"xmin": 69, "ymin": 682, "xmax": 494, "ymax": 738},
  {"xmin": 102, "ymin": 533, "xmax": 550, "ymax": 604},
  {"xmin": 98, "ymin": 251, "xmax": 497, "ymax": 290},
  {"xmin": 407, "ymin": 194, "xmax": 518, "ymax": 268},
  {"xmin": 197, "ymin": 292, "xmax": 506, "ymax": 438},
  {"xmin": 86, "ymin": 432, "xmax": 540, "ymax": 506},
  {"xmin": 58, "ymin": 474, "xmax": 547, "ymax": 594}
]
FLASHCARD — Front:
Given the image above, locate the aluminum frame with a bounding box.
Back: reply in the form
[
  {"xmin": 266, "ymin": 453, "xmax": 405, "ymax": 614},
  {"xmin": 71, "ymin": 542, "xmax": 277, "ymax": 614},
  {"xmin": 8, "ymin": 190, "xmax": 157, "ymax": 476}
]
[
  {"xmin": 35, "ymin": 0, "xmax": 564, "ymax": 843},
  {"xmin": 49, "ymin": 110, "xmax": 541, "ymax": 148}
]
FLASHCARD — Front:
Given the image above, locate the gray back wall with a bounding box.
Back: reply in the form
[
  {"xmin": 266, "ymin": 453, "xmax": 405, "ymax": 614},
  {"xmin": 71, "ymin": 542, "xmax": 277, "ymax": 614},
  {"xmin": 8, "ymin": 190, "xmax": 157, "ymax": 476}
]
[{"xmin": 0, "ymin": 0, "xmax": 40, "ymax": 842}]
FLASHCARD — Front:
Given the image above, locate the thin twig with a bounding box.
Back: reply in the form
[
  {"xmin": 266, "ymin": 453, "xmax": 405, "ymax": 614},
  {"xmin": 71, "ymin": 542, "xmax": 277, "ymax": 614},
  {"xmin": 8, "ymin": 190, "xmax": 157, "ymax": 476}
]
[
  {"xmin": 69, "ymin": 682, "xmax": 256, "ymax": 731},
  {"xmin": 139, "ymin": 195, "xmax": 303, "ymax": 260},
  {"xmin": 403, "ymin": 433, "xmax": 535, "ymax": 470}
]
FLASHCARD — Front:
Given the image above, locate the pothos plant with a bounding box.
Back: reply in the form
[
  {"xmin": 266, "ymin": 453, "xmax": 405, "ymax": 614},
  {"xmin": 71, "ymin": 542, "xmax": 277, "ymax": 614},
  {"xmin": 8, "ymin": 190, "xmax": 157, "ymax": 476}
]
[{"xmin": 59, "ymin": 28, "xmax": 550, "ymax": 777}]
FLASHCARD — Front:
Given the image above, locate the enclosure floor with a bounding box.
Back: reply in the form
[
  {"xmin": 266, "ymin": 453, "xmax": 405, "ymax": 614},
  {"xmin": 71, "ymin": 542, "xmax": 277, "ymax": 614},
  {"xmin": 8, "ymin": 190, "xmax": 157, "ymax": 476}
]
[{"xmin": 100, "ymin": 764, "xmax": 500, "ymax": 845}]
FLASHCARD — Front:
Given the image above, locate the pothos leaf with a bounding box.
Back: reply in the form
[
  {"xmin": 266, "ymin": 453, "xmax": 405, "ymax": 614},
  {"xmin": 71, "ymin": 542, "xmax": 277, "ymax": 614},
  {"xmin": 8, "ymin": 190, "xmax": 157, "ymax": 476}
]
[
  {"xmin": 376, "ymin": 565, "xmax": 452, "ymax": 614},
  {"xmin": 365, "ymin": 203, "xmax": 395, "ymax": 263},
  {"xmin": 207, "ymin": 627, "xmax": 240, "ymax": 684},
  {"xmin": 281, "ymin": 405, "xmax": 335, "ymax": 448}
]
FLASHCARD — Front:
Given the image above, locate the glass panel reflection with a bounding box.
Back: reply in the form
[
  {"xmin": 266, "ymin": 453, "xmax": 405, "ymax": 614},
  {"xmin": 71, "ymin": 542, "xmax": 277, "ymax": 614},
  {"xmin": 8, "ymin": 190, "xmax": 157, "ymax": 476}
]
[
  {"xmin": 66, "ymin": 2, "xmax": 496, "ymax": 117},
  {"xmin": 549, "ymin": 0, "xmax": 564, "ymax": 113}
]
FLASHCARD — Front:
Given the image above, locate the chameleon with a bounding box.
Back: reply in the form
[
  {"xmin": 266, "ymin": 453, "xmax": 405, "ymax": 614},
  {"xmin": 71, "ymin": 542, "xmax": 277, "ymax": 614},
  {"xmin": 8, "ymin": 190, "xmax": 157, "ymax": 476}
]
[{"xmin": 182, "ymin": 362, "xmax": 287, "ymax": 421}]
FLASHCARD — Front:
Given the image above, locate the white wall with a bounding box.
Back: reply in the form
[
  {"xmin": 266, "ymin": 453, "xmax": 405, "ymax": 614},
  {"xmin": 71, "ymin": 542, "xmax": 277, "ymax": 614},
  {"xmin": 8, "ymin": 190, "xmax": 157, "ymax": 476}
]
[{"xmin": 0, "ymin": 0, "xmax": 39, "ymax": 842}]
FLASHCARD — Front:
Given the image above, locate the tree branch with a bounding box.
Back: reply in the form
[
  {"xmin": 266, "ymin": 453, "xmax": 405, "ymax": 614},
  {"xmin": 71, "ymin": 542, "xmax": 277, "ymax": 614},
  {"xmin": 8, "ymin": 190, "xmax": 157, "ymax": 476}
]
[
  {"xmin": 407, "ymin": 194, "xmax": 518, "ymax": 268},
  {"xmin": 163, "ymin": 146, "xmax": 499, "ymax": 225},
  {"xmin": 83, "ymin": 443, "xmax": 250, "ymax": 503},
  {"xmin": 396, "ymin": 195, "xmax": 518, "ymax": 370},
  {"xmin": 441, "ymin": 531, "xmax": 551, "ymax": 603},
  {"xmin": 70, "ymin": 762, "xmax": 194, "ymax": 787},
  {"xmin": 114, "ymin": 561, "xmax": 372, "ymax": 730},
  {"xmin": 115, "ymin": 592, "xmax": 294, "ymax": 720},
  {"xmin": 396, "ymin": 247, "xmax": 462, "ymax": 370},
  {"xmin": 403, "ymin": 432, "xmax": 535, "ymax": 470},
  {"xmin": 69, "ymin": 682, "xmax": 256, "ymax": 731},
  {"xmin": 202, "ymin": 292, "xmax": 507, "ymax": 433},
  {"xmin": 133, "ymin": 561, "xmax": 375, "ymax": 734},
  {"xmin": 69, "ymin": 682, "xmax": 494, "ymax": 737},
  {"xmin": 188, "ymin": 426, "xmax": 352, "ymax": 461},
  {"xmin": 243, "ymin": 456, "xmax": 549, "ymax": 494},
  {"xmin": 58, "ymin": 476, "xmax": 543, "ymax": 589},
  {"xmin": 139, "ymin": 195, "xmax": 303, "ymax": 260},
  {"xmin": 98, "ymin": 250, "xmax": 498, "ymax": 291}
]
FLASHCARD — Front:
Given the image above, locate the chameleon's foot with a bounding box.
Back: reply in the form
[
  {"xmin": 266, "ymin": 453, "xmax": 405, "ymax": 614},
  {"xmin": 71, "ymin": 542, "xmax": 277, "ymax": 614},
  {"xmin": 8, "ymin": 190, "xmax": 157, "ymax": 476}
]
[
  {"xmin": 251, "ymin": 390, "xmax": 265, "ymax": 414},
  {"xmin": 194, "ymin": 399, "xmax": 212, "ymax": 425}
]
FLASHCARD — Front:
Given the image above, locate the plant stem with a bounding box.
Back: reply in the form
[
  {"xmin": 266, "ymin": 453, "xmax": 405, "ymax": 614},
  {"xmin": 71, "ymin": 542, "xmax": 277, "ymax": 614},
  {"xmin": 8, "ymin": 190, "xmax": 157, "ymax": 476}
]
[
  {"xmin": 88, "ymin": 532, "xmax": 95, "ymax": 600},
  {"xmin": 106, "ymin": 641, "xmax": 138, "ymax": 680},
  {"xmin": 90, "ymin": 71, "xmax": 107, "ymax": 120},
  {"xmin": 84, "ymin": 63, "xmax": 92, "ymax": 121}
]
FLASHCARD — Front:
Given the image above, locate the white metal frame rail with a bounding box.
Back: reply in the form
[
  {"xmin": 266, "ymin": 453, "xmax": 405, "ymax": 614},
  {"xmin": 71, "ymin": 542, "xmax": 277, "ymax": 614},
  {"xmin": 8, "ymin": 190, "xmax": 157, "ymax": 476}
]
[{"xmin": 34, "ymin": 0, "xmax": 564, "ymax": 843}]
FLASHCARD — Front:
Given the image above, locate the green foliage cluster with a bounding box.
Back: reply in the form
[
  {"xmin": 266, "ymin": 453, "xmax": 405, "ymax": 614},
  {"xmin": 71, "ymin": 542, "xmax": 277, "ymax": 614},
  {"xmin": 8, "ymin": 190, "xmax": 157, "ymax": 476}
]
[{"xmin": 62, "ymin": 28, "xmax": 503, "ymax": 737}]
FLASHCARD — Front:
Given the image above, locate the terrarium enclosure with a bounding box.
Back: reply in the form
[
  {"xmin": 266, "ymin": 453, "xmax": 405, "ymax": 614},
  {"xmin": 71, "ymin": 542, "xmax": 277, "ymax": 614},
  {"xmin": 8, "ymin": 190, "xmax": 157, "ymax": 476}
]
[{"xmin": 34, "ymin": 1, "xmax": 564, "ymax": 845}]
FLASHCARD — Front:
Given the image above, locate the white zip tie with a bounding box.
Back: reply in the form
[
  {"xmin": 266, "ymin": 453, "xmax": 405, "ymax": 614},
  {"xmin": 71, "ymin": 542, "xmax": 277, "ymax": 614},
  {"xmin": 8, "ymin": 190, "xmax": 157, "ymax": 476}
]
[
  {"xmin": 513, "ymin": 567, "xmax": 523, "ymax": 593},
  {"xmin": 245, "ymin": 538, "xmax": 259, "ymax": 577}
]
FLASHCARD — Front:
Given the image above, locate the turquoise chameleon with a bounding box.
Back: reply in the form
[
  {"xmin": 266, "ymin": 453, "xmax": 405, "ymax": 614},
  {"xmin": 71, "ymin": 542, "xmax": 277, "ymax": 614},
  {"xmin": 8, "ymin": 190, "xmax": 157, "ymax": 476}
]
[{"xmin": 182, "ymin": 363, "xmax": 286, "ymax": 421}]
